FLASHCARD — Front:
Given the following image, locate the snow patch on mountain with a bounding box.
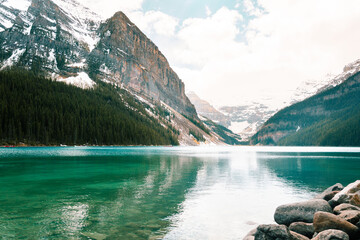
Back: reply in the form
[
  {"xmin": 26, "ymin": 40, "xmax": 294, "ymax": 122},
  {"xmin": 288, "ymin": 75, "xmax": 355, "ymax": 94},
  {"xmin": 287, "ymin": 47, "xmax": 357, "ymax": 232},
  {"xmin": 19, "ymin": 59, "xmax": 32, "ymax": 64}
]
[
  {"xmin": 57, "ymin": 72, "xmax": 95, "ymax": 89},
  {"xmin": 229, "ymin": 121, "xmax": 250, "ymax": 133},
  {"xmin": 2, "ymin": 0, "xmax": 31, "ymax": 11},
  {"xmin": 0, "ymin": 48, "xmax": 25, "ymax": 70},
  {"xmin": 67, "ymin": 59, "xmax": 86, "ymax": 68},
  {"xmin": 52, "ymin": 0, "xmax": 101, "ymax": 52}
]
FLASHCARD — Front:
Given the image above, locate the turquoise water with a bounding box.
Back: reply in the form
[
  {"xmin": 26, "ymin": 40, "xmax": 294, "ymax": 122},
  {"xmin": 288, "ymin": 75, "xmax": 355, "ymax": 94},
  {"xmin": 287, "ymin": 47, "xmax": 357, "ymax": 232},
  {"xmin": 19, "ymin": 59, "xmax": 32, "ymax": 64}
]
[{"xmin": 0, "ymin": 146, "xmax": 360, "ymax": 239}]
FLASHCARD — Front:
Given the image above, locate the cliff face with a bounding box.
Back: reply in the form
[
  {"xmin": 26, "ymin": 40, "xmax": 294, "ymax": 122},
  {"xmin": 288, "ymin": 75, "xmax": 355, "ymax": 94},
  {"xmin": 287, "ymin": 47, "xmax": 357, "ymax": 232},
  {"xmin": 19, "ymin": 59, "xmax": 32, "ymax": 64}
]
[
  {"xmin": 0, "ymin": 1, "xmax": 197, "ymax": 118},
  {"xmin": 187, "ymin": 92, "xmax": 230, "ymax": 127},
  {"xmin": 88, "ymin": 11, "xmax": 197, "ymax": 118}
]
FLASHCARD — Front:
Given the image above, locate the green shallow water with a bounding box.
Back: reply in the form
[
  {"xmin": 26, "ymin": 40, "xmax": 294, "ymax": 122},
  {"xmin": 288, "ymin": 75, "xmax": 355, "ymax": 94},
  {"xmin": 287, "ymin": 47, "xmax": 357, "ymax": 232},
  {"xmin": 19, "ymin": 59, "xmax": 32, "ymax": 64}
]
[{"xmin": 0, "ymin": 146, "xmax": 360, "ymax": 239}]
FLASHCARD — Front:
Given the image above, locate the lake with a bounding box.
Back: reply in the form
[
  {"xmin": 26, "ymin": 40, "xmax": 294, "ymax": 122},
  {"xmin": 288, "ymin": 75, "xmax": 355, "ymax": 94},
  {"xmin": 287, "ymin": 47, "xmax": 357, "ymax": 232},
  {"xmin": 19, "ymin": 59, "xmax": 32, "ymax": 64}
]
[{"xmin": 1, "ymin": 146, "xmax": 360, "ymax": 239}]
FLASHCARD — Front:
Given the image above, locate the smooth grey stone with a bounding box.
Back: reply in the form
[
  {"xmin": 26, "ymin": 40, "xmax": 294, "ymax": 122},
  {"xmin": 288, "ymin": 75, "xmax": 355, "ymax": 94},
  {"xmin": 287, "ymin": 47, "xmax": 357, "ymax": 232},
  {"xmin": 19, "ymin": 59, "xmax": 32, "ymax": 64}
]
[{"xmin": 274, "ymin": 199, "xmax": 332, "ymax": 226}]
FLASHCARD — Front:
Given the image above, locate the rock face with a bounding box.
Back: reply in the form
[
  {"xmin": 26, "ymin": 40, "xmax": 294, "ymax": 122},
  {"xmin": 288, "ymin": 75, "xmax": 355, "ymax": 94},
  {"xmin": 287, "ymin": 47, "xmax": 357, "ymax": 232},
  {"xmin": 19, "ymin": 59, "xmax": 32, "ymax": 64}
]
[
  {"xmin": 274, "ymin": 199, "xmax": 332, "ymax": 226},
  {"xmin": 89, "ymin": 12, "xmax": 197, "ymax": 118},
  {"xmin": 313, "ymin": 211, "xmax": 359, "ymax": 238},
  {"xmin": 312, "ymin": 229, "xmax": 349, "ymax": 240},
  {"xmin": 187, "ymin": 91, "xmax": 231, "ymax": 127},
  {"xmin": 0, "ymin": 0, "xmax": 197, "ymax": 118}
]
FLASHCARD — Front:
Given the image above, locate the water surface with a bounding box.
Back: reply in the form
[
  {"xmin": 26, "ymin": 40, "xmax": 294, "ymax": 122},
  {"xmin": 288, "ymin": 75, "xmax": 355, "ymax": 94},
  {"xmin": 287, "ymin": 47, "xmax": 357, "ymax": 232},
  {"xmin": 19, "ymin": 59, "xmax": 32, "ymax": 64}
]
[{"xmin": 1, "ymin": 146, "xmax": 360, "ymax": 239}]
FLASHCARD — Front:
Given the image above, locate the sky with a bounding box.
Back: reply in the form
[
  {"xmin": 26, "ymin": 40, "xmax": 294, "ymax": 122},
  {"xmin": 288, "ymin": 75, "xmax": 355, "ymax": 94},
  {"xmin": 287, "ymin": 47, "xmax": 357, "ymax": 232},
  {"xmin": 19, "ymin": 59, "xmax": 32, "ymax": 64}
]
[{"xmin": 78, "ymin": 0, "xmax": 360, "ymax": 107}]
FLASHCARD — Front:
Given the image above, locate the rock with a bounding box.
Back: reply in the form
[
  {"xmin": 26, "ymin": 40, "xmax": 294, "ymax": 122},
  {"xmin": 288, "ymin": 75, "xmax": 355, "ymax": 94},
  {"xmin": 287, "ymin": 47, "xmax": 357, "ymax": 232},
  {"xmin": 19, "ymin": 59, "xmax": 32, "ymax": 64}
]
[
  {"xmin": 274, "ymin": 199, "xmax": 332, "ymax": 226},
  {"xmin": 289, "ymin": 222, "xmax": 314, "ymax": 238},
  {"xmin": 312, "ymin": 229, "xmax": 349, "ymax": 240},
  {"xmin": 338, "ymin": 210, "xmax": 360, "ymax": 224},
  {"xmin": 290, "ymin": 231, "xmax": 309, "ymax": 240},
  {"xmin": 313, "ymin": 211, "xmax": 359, "ymax": 238},
  {"xmin": 254, "ymin": 224, "xmax": 292, "ymax": 240},
  {"xmin": 243, "ymin": 228, "xmax": 256, "ymax": 240},
  {"xmin": 330, "ymin": 180, "xmax": 360, "ymax": 207},
  {"xmin": 334, "ymin": 204, "xmax": 360, "ymax": 214},
  {"xmin": 315, "ymin": 183, "xmax": 344, "ymax": 200},
  {"xmin": 349, "ymin": 193, "xmax": 360, "ymax": 207}
]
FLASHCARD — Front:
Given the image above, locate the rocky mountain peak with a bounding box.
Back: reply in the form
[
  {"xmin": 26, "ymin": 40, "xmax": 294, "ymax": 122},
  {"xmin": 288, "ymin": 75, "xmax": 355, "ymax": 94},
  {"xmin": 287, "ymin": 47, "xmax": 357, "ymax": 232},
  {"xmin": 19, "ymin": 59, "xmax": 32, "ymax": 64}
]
[{"xmin": 0, "ymin": 0, "xmax": 197, "ymax": 118}]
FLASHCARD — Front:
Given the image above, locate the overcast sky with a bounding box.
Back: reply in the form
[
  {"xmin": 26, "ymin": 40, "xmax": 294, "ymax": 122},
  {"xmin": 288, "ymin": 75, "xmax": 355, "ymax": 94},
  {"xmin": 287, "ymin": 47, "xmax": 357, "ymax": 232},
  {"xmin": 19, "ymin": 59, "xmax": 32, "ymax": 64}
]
[{"xmin": 78, "ymin": 0, "xmax": 360, "ymax": 107}]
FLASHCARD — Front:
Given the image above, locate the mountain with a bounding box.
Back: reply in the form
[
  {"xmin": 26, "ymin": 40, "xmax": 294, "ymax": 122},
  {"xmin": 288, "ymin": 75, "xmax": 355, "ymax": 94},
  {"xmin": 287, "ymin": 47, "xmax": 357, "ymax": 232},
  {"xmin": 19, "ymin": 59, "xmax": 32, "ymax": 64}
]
[
  {"xmin": 290, "ymin": 58, "xmax": 360, "ymax": 104},
  {"xmin": 219, "ymin": 103, "xmax": 277, "ymax": 141},
  {"xmin": 187, "ymin": 92, "xmax": 230, "ymax": 127},
  {"xmin": 216, "ymin": 59, "xmax": 360, "ymax": 141},
  {"xmin": 0, "ymin": 0, "xmax": 222, "ymax": 146},
  {"xmin": 0, "ymin": 0, "xmax": 196, "ymax": 118},
  {"xmin": 251, "ymin": 66, "xmax": 360, "ymax": 146}
]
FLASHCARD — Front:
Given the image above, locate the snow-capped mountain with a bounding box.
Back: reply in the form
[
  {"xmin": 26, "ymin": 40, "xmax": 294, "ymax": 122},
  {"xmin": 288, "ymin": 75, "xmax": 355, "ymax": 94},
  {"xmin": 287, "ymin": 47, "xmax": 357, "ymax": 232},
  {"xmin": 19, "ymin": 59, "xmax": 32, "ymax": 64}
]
[
  {"xmin": 219, "ymin": 102, "xmax": 277, "ymax": 141},
  {"xmin": 212, "ymin": 59, "xmax": 360, "ymax": 141},
  {"xmin": 0, "ymin": 0, "xmax": 196, "ymax": 119},
  {"xmin": 0, "ymin": 0, "xmax": 230, "ymax": 146},
  {"xmin": 290, "ymin": 59, "xmax": 360, "ymax": 104}
]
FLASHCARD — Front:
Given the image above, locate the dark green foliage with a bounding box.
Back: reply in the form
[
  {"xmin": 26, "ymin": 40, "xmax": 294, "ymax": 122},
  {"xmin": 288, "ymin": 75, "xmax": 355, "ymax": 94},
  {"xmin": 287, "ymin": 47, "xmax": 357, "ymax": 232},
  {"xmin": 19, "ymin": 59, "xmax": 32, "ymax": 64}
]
[
  {"xmin": 278, "ymin": 105, "xmax": 360, "ymax": 146},
  {"xmin": 0, "ymin": 69, "xmax": 179, "ymax": 146},
  {"xmin": 202, "ymin": 119, "xmax": 243, "ymax": 145},
  {"xmin": 182, "ymin": 114, "xmax": 210, "ymax": 135},
  {"xmin": 252, "ymin": 72, "xmax": 360, "ymax": 146},
  {"xmin": 189, "ymin": 129, "xmax": 205, "ymax": 142}
]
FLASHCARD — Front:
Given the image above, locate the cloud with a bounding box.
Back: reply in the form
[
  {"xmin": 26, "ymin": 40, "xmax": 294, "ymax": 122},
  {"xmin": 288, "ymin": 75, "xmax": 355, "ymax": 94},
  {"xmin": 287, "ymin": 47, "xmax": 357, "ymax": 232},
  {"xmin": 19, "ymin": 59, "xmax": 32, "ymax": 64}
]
[
  {"xmin": 164, "ymin": 0, "xmax": 360, "ymax": 107},
  {"xmin": 77, "ymin": 0, "xmax": 143, "ymax": 19},
  {"xmin": 128, "ymin": 11, "xmax": 179, "ymax": 37},
  {"xmin": 78, "ymin": 0, "xmax": 360, "ymax": 107}
]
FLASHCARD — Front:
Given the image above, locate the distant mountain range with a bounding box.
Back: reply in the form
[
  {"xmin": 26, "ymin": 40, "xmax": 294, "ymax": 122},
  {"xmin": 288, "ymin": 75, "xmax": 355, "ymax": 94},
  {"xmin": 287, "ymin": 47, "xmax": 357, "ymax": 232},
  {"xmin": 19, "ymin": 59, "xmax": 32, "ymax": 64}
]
[
  {"xmin": 0, "ymin": 0, "xmax": 234, "ymax": 146},
  {"xmin": 251, "ymin": 61, "xmax": 360, "ymax": 146},
  {"xmin": 188, "ymin": 59, "xmax": 360, "ymax": 144}
]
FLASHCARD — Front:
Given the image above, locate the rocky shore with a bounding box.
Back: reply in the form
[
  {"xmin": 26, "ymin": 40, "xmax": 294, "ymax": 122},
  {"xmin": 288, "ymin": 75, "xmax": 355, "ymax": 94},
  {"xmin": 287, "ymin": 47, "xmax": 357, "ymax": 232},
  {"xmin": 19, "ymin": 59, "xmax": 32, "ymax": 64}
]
[{"xmin": 244, "ymin": 180, "xmax": 360, "ymax": 240}]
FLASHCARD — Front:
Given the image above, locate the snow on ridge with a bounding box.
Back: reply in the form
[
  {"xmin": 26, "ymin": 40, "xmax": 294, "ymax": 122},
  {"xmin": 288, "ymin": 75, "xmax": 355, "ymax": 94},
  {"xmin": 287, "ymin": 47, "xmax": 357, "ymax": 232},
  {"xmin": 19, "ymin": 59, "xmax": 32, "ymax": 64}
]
[
  {"xmin": 51, "ymin": 0, "xmax": 102, "ymax": 52},
  {"xmin": 2, "ymin": 0, "xmax": 32, "ymax": 12},
  {"xmin": 0, "ymin": 48, "xmax": 26, "ymax": 70},
  {"xmin": 66, "ymin": 59, "xmax": 86, "ymax": 68},
  {"xmin": 57, "ymin": 72, "xmax": 96, "ymax": 89}
]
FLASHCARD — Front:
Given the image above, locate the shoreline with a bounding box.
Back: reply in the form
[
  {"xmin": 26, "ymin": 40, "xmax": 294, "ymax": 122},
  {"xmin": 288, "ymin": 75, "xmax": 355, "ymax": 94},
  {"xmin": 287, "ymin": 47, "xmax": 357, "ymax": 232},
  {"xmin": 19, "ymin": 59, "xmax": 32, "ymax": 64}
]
[{"xmin": 244, "ymin": 180, "xmax": 360, "ymax": 240}]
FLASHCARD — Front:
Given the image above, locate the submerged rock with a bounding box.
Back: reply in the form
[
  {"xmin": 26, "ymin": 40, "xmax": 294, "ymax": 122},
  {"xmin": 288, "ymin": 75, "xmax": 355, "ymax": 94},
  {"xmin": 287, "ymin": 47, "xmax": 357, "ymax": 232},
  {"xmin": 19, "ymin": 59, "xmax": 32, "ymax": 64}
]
[
  {"xmin": 274, "ymin": 199, "xmax": 332, "ymax": 226},
  {"xmin": 312, "ymin": 229, "xmax": 349, "ymax": 240},
  {"xmin": 313, "ymin": 211, "xmax": 359, "ymax": 238},
  {"xmin": 254, "ymin": 224, "xmax": 291, "ymax": 240},
  {"xmin": 289, "ymin": 222, "xmax": 314, "ymax": 238}
]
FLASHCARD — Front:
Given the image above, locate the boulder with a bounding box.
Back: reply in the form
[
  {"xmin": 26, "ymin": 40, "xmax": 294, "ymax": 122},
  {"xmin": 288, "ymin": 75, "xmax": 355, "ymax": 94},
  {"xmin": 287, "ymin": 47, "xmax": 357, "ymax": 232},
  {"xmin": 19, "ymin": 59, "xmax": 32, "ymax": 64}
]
[
  {"xmin": 330, "ymin": 181, "xmax": 360, "ymax": 207},
  {"xmin": 290, "ymin": 231, "xmax": 309, "ymax": 240},
  {"xmin": 349, "ymin": 194, "xmax": 360, "ymax": 207},
  {"xmin": 315, "ymin": 183, "xmax": 344, "ymax": 201},
  {"xmin": 312, "ymin": 229, "xmax": 349, "ymax": 240},
  {"xmin": 338, "ymin": 210, "xmax": 360, "ymax": 224},
  {"xmin": 289, "ymin": 222, "xmax": 314, "ymax": 238},
  {"xmin": 254, "ymin": 224, "xmax": 291, "ymax": 240},
  {"xmin": 274, "ymin": 199, "xmax": 332, "ymax": 226},
  {"xmin": 334, "ymin": 204, "xmax": 360, "ymax": 214},
  {"xmin": 313, "ymin": 211, "xmax": 359, "ymax": 238}
]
